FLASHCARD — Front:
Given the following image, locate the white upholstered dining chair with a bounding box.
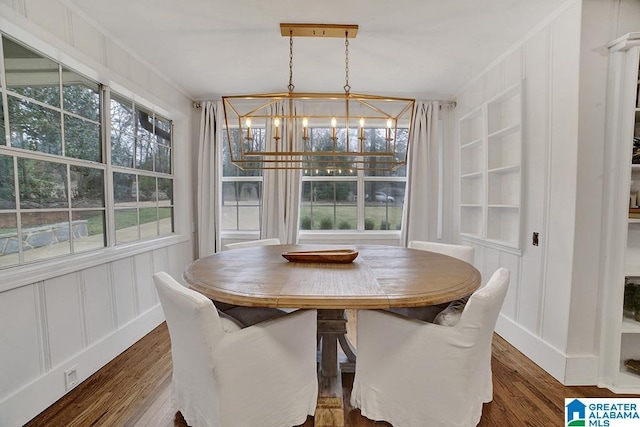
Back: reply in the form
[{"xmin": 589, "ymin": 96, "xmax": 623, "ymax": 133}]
[
  {"xmin": 218, "ymin": 237, "xmax": 288, "ymax": 325},
  {"xmin": 223, "ymin": 237, "xmax": 281, "ymax": 250},
  {"xmin": 389, "ymin": 241, "xmax": 476, "ymax": 322},
  {"xmin": 153, "ymin": 272, "xmax": 318, "ymax": 427},
  {"xmin": 408, "ymin": 240, "xmax": 475, "ymax": 264},
  {"xmin": 351, "ymin": 267, "xmax": 510, "ymax": 427}
]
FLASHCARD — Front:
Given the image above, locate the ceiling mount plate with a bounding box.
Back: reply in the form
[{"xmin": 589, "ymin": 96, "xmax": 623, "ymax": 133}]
[{"xmin": 280, "ymin": 23, "xmax": 358, "ymax": 38}]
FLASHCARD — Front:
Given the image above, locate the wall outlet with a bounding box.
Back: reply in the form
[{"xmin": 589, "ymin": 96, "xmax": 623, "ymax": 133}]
[
  {"xmin": 64, "ymin": 366, "xmax": 79, "ymax": 390},
  {"xmin": 532, "ymin": 232, "xmax": 539, "ymax": 246}
]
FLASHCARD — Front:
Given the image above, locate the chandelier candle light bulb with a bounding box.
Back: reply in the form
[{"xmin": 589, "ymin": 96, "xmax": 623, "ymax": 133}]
[
  {"xmin": 274, "ymin": 117, "xmax": 280, "ymax": 141},
  {"xmin": 245, "ymin": 118, "xmax": 252, "ymax": 140},
  {"xmin": 331, "ymin": 117, "xmax": 337, "ymax": 139},
  {"xmin": 302, "ymin": 117, "xmax": 309, "ymax": 139},
  {"xmin": 359, "ymin": 117, "xmax": 365, "ymax": 140}
]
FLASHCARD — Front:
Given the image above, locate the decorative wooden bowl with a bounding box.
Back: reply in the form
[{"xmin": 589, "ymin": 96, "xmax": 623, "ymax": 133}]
[{"xmin": 281, "ymin": 249, "xmax": 359, "ymax": 264}]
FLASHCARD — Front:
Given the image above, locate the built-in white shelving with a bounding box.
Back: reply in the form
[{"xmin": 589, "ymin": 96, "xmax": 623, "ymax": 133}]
[
  {"xmin": 459, "ymin": 82, "xmax": 522, "ymax": 250},
  {"xmin": 601, "ymin": 32, "xmax": 640, "ymax": 392}
]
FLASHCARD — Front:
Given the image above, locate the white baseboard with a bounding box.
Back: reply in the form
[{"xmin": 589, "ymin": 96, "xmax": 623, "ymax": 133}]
[
  {"xmin": 0, "ymin": 305, "xmax": 165, "ymax": 427},
  {"xmin": 496, "ymin": 314, "xmax": 598, "ymax": 385}
]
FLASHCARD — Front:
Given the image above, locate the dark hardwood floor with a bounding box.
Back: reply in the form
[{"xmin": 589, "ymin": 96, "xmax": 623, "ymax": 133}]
[{"xmin": 25, "ymin": 322, "xmax": 634, "ymax": 427}]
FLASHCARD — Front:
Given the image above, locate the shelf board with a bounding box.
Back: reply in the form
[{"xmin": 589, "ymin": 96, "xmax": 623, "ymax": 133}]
[
  {"xmin": 488, "ymin": 164, "xmax": 520, "ymax": 174},
  {"xmin": 488, "ymin": 123, "xmax": 520, "ymax": 140},
  {"xmin": 460, "ymin": 138, "xmax": 482, "ymax": 149},
  {"xmin": 460, "ymin": 203, "xmax": 482, "ymax": 208},
  {"xmin": 485, "ymin": 237, "xmax": 519, "ymax": 249},
  {"xmin": 488, "ymin": 204, "xmax": 519, "ymax": 209},
  {"xmin": 460, "ymin": 171, "xmax": 483, "ymax": 179},
  {"xmin": 460, "ymin": 234, "xmax": 522, "ymax": 255},
  {"xmin": 626, "ymin": 265, "xmax": 640, "ymax": 276},
  {"xmin": 460, "ymin": 232, "xmax": 482, "ymax": 240},
  {"xmin": 622, "ymin": 317, "xmax": 640, "ymax": 333},
  {"xmin": 617, "ymin": 363, "xmax": 640, "ymax": 388},
  {"xmin": 632, "ymin": 164, "xmax": 640, "ymax": 170},
  {"xmin": 629, "ymin": 218, "xmax": 640, "ymax": 224}
]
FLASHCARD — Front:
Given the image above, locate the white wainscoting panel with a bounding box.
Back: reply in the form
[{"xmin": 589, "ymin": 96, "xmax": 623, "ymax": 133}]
[
  {"xmin": 44, "ymin": 273, "xmax": 84, "ymax": 368},
  {"xmin": 500, "ymin": 251, "xmax": 521, "ymax": 320},
  {"xmin": 110, "ymin": 258, "xmax": 137, "ymax": 327},
  {"xmin": 518, "ymin": 26, "xmax": 550, "ymax": 336},
  {"xmin": 481, "ymin": 247, "xmax": 501, "ymax": 286},
  {"xmin": 134, "ymin": 252, "xmax": 155, "ymax": 313},
  {"xmin": 83, "ymin": 264, "xmax": 115, "ymax": 345},
  {"xmin": 0, "ymin": 284, "xmax": 41, "ymax": 401}
]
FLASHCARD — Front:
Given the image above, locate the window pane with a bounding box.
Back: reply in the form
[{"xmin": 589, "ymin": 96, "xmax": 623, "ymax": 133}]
[
  {"xmin": 18, "ymin": 159, "xmax": 68, "ymax": 209},
  {"xmin": 138, "ymin": 175, "xmax": 156, "ymax": 203},
  {"xmin": 70, "ymin": 166, "xmax": 104, "ymax": 208},
  {"xmin": 222, "ymin": 127, "xmax": 263, "ymax": 177},
  {"xmin": 115, "ymin": 208, "xmax": 138, "ymax": 244},
  {"xmin": 62, "ymin": 68, "xmax": 100, "ymax": 121},
  {"xmin": 0, "ymin": 213, "xmax": 18, "ymax": 268},
  {"xmin": 72, "ymin": 210, "xmax": 105, "ymax": 253},
  {"xmin": 111, "ymin": 95, "xmax": 134, "ymax": 168},
  {"xmin": 135, "ymin": 139, "xmax": 153, "ymax": 171},
  {"xmin": 64, "ymin": 115, "xmax": 101, "ymax": 162},
  {"xmin": 113, "ymin": 172, "xmax": 137, "ymax": 206},
  {"xmin": 221, "ymin": 181, "xmax": 261, "ymax": 231},
  {"xmin": 300, "ymin": 181, "xmax": 357, "ymax": 230},
  {"xmin": 111, "ymin": 133, "xmax": 134, "ymax": 168},
  {"xmin": 139, "ymin": 207, "xmax": 158, "ymax": 239},
  {"xmin": 365, "ymin": 128, "xmax": 409, "ymax": 177},
  {"xmin": 154, "ymin": 144, "xmax": 170, "ymax": 173},
  {"xmin": 9, "ymin": 96, "xmax": 62, "ymax": 155},
  {"xmin": 155, "ymin": 115, "xmax": 171, "ymax": 146},
  {"xmin": 364, "ymin": 181, "xmax": 406, "ymax": 230},
  {"xmin": 237, "ymin": 206, "xmax": 260, "ymax": 230},
  {"xmin": 222, "ymin": 205, "xmax": 238, "ymax": 230},
  {"xmin": 21, "ymin": 211, "xmax": 70, "ymax": 262},
  {"xmin": 4, "ymin": 37, "xmax": 60, "ymax": 108},
  {"xmin": 158, "ymin": 207, "xmax": 173, "ymax": 235},
  {"xmin": 0, "ymin": 155, "xmax": 15, "ymax": 209},
  {"xmin": 158, "ymin": 178, "xmax": 173, "ymax": 206},
  {"xmin": 135, "ymin": 107, "xmax": 154, "ymax": 141}
]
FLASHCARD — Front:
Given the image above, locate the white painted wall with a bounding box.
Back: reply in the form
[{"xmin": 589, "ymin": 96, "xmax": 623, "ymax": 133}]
[
  {"xmin": 0, "ymin": 1, "xmax": 196, "ymax": 426},
  {"xmin": 455, "ymin": 0, "xmax": 582, "ymax": 383},
  {"xmin": 454, "ymin": 0, "xmax": 640, "ymax": 386}
]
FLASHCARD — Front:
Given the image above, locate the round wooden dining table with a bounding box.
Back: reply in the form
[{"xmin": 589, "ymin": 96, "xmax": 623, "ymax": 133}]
[{"xmin": 183, "ymin": 244, "xmax": 481, "ymax": 427}]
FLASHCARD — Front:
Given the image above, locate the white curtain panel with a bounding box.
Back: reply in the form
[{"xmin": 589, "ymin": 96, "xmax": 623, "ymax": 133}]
[
  {"xmin": 261, "ymin": 101, "xmax": 302, "ymax": 243},
  {"xmin": 401, "ymin": 101, "xmax": 440, "ymax": 246},
  {"xmin": 196, "ymin": 101, "xmax": 222, "ymax": 258}
]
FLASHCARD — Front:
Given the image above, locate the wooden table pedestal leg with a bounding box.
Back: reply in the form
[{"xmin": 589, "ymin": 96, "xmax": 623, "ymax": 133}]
[{"xmin": 315, "ymin": 309, "xmax": 347, "ymax": 427}]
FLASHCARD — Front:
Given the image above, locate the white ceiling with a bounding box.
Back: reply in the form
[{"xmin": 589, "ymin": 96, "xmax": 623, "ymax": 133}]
[{"xmin": 67, "ymin": 0, "xmax": 568, "ymax": 101}]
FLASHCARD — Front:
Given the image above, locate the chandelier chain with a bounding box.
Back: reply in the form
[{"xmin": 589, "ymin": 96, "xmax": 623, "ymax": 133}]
[
  {"xmin": 344, "ymin": 33, "xmax": 350, "ymax": 94},
  {"xmin": 288, "ymin": 32, "xmax": 295, "ymax": 93}
]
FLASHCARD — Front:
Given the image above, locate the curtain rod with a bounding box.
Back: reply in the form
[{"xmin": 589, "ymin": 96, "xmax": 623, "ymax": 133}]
[{"xmin": 193, "ymin": 100, "xmax": 456, "ymax": 109}]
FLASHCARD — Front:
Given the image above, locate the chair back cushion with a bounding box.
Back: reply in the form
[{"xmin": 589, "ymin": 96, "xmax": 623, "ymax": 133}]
[
  {"xmin": 224, "ymin": 238, "xmax": 281, "ymax": 250},
  {"xmin": 408, "ymin": 240, "xmax": 474, "ymax": 264},
  {"xmin": 460, "ymin": 267, "xmax": 509, "ymax": 330},
  {"xmin": 153, "ymin": 272, "xmax": 225, "ymax": 424}
]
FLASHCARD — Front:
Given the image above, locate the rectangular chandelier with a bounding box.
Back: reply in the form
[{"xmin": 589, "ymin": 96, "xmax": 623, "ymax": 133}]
[
  {"xmin": 222, "ymin": 92, "xmax": 414, "ymax": 171},
  {"xmin": 222, "ymin": 24, "xmax": 415, "ymax": 171}
]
